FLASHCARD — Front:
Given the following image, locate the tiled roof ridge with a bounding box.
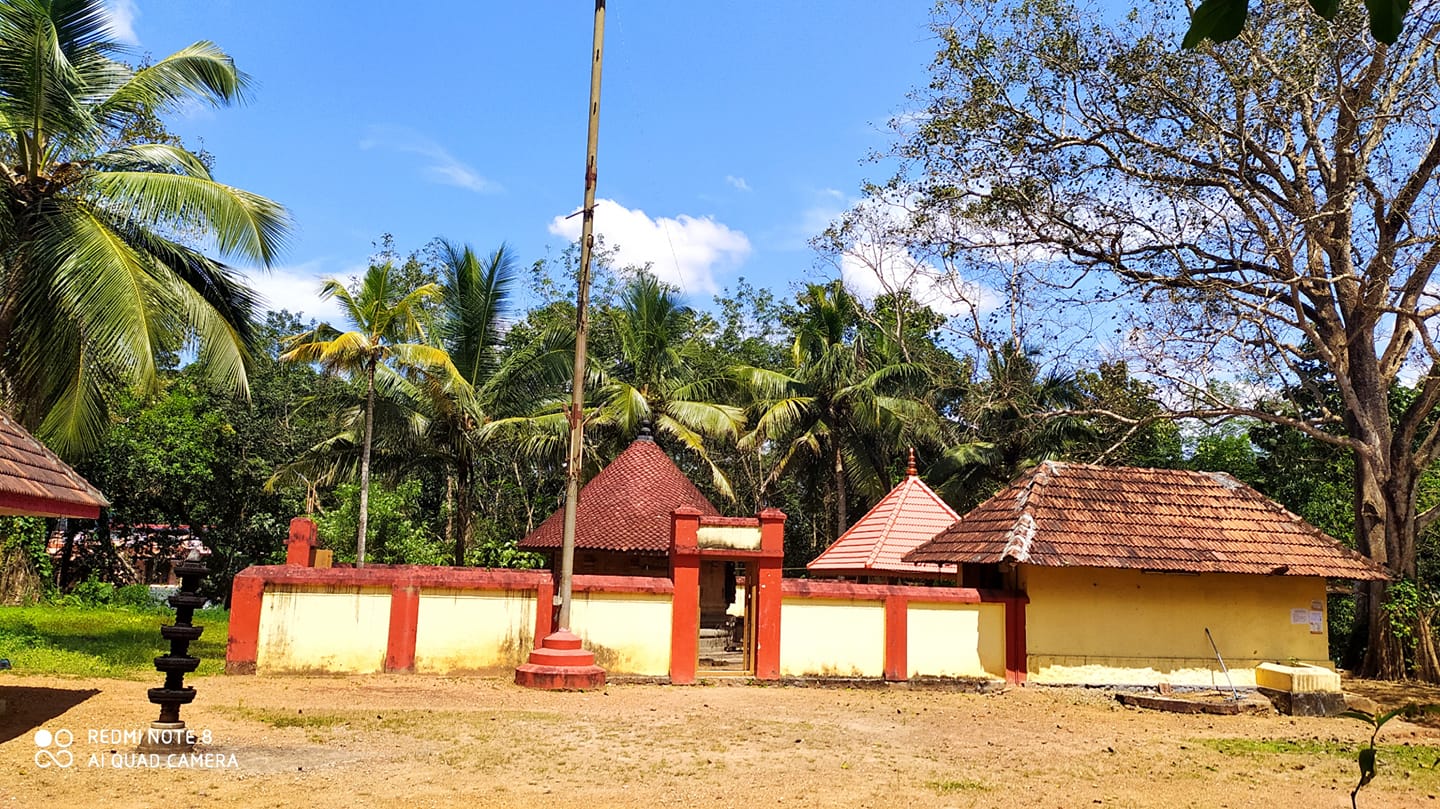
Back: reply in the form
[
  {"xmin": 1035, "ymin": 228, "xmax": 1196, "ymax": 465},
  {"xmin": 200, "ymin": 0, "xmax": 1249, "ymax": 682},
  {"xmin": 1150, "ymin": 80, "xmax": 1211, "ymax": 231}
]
[
  {"xmin": 865, "ymin": 476, "xmax": 919, "ymax": 568},
  {"xmin": 1001, "ymin": 461, "xmax": 1061, "ymax": 563}
]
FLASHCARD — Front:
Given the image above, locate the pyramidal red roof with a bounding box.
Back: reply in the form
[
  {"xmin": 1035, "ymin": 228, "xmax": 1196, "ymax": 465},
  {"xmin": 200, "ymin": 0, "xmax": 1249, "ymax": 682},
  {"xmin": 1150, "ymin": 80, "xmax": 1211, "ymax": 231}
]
[
  {"xmin": 0, "ymin": 411, "xmax": 108, "ymax": 519},
  {"xmin": 809, "ymin": 456, "xmax": 958, "ymax": 578},
  {"xmin": 518, "ymin": 436, "xmax": 720, "ymax": 554},
  {"xmin": 904, "ymin": 462, "xmax": 1386, "ymax": 579}
]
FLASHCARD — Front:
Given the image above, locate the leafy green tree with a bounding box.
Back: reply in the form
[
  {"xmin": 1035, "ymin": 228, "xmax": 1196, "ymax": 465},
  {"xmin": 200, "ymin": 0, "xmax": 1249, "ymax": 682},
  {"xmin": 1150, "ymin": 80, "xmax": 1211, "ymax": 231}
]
[
  {"xmin": 281, "ymin": 261, "xmax": 459, "ymax": 566},
  {"xmin": 0, "ymin": 0, "xmax": 288, "ymax": 457}
]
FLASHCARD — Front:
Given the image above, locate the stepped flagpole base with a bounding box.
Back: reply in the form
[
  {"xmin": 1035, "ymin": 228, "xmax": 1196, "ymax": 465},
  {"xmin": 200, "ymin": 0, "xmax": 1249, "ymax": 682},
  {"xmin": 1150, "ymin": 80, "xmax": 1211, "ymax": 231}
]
[{"xmin": 514, "ymin": 629, "xmax": 606, "ymax": 690}]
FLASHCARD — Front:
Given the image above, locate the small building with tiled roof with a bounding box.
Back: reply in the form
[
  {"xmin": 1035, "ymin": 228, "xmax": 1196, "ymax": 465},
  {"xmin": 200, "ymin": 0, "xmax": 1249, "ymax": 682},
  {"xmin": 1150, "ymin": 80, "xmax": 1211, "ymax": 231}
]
[
  {"xmin": 808, "ymin": 451, "xmax": 958, "ymax": 582},
  {"xmin": 518, "ymin": 432, "xmax": 721, "ymax": 577},
  {"xmin": 905, "ymin": 462, "xmax": 1386, "ymax": 686},
  {"xmin": 0, "ymin": 411, "xmax": 108, "ymax": 519}
]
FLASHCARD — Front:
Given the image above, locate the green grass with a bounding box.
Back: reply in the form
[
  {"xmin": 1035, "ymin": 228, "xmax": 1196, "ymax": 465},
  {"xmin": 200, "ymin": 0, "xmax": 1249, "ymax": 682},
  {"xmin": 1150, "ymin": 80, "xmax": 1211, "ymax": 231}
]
[
  {"xmin": 1201, "ymin": 737, "xmax": 1440, "ymax": 787},
  {"xmin": 0, "ymin": 604, "xmax": 228, "ymax": 679}
]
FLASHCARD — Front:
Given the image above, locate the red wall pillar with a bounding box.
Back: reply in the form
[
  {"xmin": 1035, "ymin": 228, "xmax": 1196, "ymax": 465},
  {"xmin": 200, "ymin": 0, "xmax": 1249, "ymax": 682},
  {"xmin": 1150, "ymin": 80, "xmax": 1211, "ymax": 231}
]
[
  {"xmin": 534, "ymin": 575, "xmax": 555, "ymax": 647},
  {"xmin": 385, "ymin": 584, "xmax": 420, "ymax": 673},
  {"xmin": 285, "ymin": 517, "xmax": 318, "ymax": 567},
  {"xmin": 1005, "ymin": 595, "xmax": 1028, "ymax": 685},
  {"xmin": 884, "ymin": 595, "xmax": 908, "ymax": 681},
  {"xmin": 753, "ymin": 508, "xmax": 787, "ymax": 681},
  {"xmin": 225, "ymin": 574, "xmax": 264, "ymax": 674},
  {"xmin": 669, "ymin": 508, "xmax": 702, "ymax": 684}
]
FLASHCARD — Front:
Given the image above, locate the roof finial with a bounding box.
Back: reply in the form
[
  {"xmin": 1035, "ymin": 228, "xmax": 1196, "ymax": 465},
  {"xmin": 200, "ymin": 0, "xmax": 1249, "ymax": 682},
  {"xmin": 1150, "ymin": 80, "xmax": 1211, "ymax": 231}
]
[
  {"xmin": 906, "ymin": 447, "xmax": 917, "ymax": 477},
  {"xmin": 638, "ymin": 417, "xmax": 654, "ymax": 442}
]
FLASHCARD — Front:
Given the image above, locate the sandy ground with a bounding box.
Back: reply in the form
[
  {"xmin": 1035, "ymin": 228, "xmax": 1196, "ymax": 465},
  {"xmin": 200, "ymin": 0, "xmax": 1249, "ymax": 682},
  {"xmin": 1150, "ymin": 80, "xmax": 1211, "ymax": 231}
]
[{"xmin": 3, "ymin": 674, "xmax": 1439, "ymax": 808}]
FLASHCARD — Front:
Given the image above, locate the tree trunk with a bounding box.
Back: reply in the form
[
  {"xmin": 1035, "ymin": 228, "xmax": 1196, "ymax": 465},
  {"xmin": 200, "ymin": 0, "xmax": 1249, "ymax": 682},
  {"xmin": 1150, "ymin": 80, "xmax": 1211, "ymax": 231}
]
[
  {"xmin": 1354, "ymin": 449, "xmax": 1440, "ymax": 680},
  {"xmin": 444, "ymin": 473, "xmax": 456, "ymax": 563},
  {"xmin": 357, "ymin": 361, "xmax": 375, "ymax": 568},
  {"xmin": 833, "ymin": 443, "xmax": 847, "ymax": 542},
  {"xmin": 453, "ymin": 464, "xmax": 472, "ymax": 567}
]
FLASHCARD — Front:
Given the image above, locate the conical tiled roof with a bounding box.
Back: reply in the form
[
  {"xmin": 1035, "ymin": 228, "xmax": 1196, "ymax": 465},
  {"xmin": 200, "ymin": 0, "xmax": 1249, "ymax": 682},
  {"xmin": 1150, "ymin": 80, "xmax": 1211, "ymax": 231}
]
[
  {"xmin": 904, "ymin": 461, "xmax": 1387, "ymax": 579},
  {"xmin": 518, "ymin": 436, "xmax": 720, "ymax": 554},
  {"xmin": 0, "ymin": 411, "xmax": 108, "ymax": 519},
  {"xmin": 808, "ymin": 454, "xmax": 958, "ymax": 578}
]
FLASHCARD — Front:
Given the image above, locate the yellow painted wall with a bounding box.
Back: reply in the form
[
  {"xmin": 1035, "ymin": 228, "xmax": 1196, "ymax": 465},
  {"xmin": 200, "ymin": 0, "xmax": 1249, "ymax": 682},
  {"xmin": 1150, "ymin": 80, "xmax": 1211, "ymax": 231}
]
[
  {"xmin": 1023, "ymin": 567, "xmax": 1331, "ymax": 686},
  {"xmin": 779, "ymin": 598, "xmax": 884, "ymax": 677},
  {"xmin": 906, "ymin": 602, "xmax": 1005, "ymax": 679},
  {"xmin": 569, "ymin": 591, "xmax": 672, "ymax": 676},
  {"xmin": 413, "ymin": 588, "xmax": 536, "ymax": 674},
  {"xmin": 255, "ymin": 586, "xmax": 391, "ymax": 674}
]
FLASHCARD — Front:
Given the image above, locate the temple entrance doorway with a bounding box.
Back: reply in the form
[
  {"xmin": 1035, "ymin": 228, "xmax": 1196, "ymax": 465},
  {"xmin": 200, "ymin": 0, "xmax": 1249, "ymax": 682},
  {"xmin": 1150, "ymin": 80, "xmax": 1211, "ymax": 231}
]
[{"xmin": 698, "ymin": 560, "xmax": 753, "ymax": 674}]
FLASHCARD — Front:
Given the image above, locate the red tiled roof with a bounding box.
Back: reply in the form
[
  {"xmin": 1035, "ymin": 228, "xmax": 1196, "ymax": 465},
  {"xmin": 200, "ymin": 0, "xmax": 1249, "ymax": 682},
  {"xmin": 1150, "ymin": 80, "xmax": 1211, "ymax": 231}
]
[
  {"xmin": 808, "ymin": 468, "xmax": 958, "ymax": 578},
  {"xmin": 518, "ymin": 437, "xmax": 720, "ymax": 554},
  {"xmin": 904, "ymin": 462, "xmax": 1386, "ymax": 580},
  {"xmin": 0, "ymin": 411, "xmax": 108, "ymax": 519}
]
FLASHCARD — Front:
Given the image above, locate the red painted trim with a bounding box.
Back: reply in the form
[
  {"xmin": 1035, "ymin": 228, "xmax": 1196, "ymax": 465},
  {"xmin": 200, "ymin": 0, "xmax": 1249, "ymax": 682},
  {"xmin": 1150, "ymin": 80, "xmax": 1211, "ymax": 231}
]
[
  {"xmin": 781, "ymin": 579, "xmax": 1017, "ymax": 604},
  {"xmin": 0, "ymin": 492, "xmax": 100, "ymax": 520},
  {"xmin": 669, "ymin": 509, "xmax": 702, "ymax": 684},
  {"xmin": 759, "ymin": 509, "xmax": 786, "ymax": 554},
  {"xmin": 754, "ymin": 558, "xmax": 782, "ymax": 680},
  {"xmin": 884, "ymin": 595, "xmax": 908, "ymax": 681},
  {"xmin": 385, "ymin": 585, "xmax": 419, "ymax": 673},
  {"xmin": 285, "ymin": 517, "xmax": 318, "ymax": 566},
  {"xmin": 232, "ymin": 564, "xmax": 552, "ymax": 590},
  {"xmin": 225, "ymin": 575, "xmax": 264, "ymax": 674}
]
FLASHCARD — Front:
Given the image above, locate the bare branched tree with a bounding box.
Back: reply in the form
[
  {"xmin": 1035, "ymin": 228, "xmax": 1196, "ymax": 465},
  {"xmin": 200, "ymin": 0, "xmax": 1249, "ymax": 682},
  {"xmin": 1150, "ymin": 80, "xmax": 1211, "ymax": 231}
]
[{"xmin": 882, "ymin": 0, "xmax": 1440, "ymax": 679}]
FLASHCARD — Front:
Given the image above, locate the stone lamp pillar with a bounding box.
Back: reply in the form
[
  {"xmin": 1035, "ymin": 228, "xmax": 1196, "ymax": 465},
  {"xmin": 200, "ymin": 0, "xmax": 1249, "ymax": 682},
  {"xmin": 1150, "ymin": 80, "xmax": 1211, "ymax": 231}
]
[{"xmin": 138, "ymin": 549, "xmax": 207, "ymax": 753}]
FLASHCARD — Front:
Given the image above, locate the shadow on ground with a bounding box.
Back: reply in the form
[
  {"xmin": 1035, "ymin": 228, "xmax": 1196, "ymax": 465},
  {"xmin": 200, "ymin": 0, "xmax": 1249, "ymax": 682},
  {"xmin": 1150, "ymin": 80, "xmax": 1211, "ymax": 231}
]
[{"xmin": 0, "ymin": 685, "xmax": 100, "ymax": 743}]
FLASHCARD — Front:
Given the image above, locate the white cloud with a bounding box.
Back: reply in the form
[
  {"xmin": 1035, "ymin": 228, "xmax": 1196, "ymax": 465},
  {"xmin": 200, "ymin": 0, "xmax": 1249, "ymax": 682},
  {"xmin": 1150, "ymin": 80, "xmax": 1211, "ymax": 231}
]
[
  {"xmin": 360, "ymin": 126, "xmax": 501, "ymax": 194},
  {"xmin": 243, "ymin": 262, "xmax": 348, "ymax": 325},
  {"xmin": 725, "ymin": 175, "xmax": 751, "ymax": 192},
  {"xmin": 104, "ymin": 0, "xmax": 139, "ymax": 45},
  {"xmin": 839, "ymin": 240, "xmax": 999, "ymax": 319},
  {"xmin": 548, "ymin": 199, "xmax": 750, "ymax": 295}
]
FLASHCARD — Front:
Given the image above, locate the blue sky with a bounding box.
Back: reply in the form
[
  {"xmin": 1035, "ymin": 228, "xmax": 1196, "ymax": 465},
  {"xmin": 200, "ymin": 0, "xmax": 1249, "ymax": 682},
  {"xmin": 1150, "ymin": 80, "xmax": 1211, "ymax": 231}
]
[{"xmin": 116, "ymin": 1, "xmax": 943, "ymax": 324}]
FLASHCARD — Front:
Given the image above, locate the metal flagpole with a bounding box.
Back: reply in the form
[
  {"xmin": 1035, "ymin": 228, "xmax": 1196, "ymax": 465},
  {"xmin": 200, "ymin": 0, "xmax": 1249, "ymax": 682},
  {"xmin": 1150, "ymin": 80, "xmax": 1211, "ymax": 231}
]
[{"xmin": 556, "ymin": 0, "xmax": 606, "ymax": 632}]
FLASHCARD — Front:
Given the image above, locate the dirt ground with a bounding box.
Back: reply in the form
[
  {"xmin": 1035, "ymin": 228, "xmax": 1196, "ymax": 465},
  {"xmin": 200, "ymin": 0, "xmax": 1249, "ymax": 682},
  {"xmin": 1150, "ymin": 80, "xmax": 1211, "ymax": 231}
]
[{"xmin": 3, "ymin": 675, "xmax": 1440, "ymax": 809}]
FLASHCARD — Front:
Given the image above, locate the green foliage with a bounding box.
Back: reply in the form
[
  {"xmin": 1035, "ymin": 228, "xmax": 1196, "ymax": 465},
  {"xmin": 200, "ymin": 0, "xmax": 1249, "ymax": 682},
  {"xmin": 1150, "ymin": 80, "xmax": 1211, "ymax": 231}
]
[
  {"xmin": 315, "ymin": 481, "xmax": 445, "ymax": 565},
  {"xmin": 0, "ymin": 515, "xmax": 51, "ymax": 587},
  {"xmin": 1341, "ymin": 704, "xmax": 1440, "ymax": 807},
  {"xmin": 1185, "ymin": 0, "xmax": 1410, "ymax": 48}
]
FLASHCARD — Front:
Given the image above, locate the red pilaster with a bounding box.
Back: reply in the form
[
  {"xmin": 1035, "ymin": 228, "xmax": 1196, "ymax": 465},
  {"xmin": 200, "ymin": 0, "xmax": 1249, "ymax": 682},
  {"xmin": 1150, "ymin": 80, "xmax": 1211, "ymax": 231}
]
[
  {"xmin": 225, "ymin": 575, "xmax": 264, "ymax": 674},
  {"xmin": 884, "ymin": 595, "xmax": 908, "ymax": 681},
  {"xmin": 669, "ymin": 507, "xmax": 702, "ymax": 684},
  {"xmin": 754, "ymin": 507, "xmax": 787, "ymax": 680},
  {"xmin": 1005, "ymin": 595, "xmax": 1028, "ymax": 685},
  {"xmin": 385, "ymin": 584, "xmax": 420, "ymax": 673},
  {"xmin": 534, "ymin": 576, "xmax": 555, "ymax": 648},
  {"xmin": 285, "ymin": 517, "xmax": 318, "ymax": 567}
]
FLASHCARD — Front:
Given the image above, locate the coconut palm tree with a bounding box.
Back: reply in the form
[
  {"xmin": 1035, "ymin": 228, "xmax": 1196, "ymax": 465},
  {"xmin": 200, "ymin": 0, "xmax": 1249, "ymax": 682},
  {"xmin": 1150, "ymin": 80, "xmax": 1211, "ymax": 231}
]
[
  {"xmin": 280, "ymin": 261, "xmax": 460, "ymax": 566},
  {"xmin": 928, "ymin": 340, "xmax": 1093, "ymax": 509},
  {"xmin": 0, "ymin": 0, "xmax": 289, "ymax": 457},
  {"xmin": 736, "ymin": 281, "xmax": 934, "ymax": 539},
  {"xmin": 422, "ymin": 240, "xmax": 571, "ymax": 562},
  {"xmin": 592, "ymin": 273, "xmax": 745, "ymax": 499}
]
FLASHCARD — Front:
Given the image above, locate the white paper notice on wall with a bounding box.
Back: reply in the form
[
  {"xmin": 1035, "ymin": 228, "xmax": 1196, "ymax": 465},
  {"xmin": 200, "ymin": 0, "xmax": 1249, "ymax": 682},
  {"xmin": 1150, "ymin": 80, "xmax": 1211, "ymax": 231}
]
[
  {"xmin": 1291, "ymin": 608, "xmax": 1311, "ymax": 625},
  {"xmin": 1309, "ymin": 610, "xmax": 1324, "ymax": 634}
]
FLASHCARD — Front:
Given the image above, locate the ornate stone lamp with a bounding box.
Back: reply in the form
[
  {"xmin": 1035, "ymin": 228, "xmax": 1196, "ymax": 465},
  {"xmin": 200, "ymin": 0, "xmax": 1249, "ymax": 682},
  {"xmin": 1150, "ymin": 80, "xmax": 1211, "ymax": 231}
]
[{"xmin": 138, "ymin": 548, "xmax": 207, "ymax": 753}]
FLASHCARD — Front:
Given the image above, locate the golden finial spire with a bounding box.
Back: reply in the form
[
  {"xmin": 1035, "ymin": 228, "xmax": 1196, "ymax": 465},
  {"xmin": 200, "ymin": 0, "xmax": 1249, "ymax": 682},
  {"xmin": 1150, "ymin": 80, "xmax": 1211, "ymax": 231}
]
[{"xmin": 906, "ymin": 447, "xmax": 917, "ymax": 477}]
